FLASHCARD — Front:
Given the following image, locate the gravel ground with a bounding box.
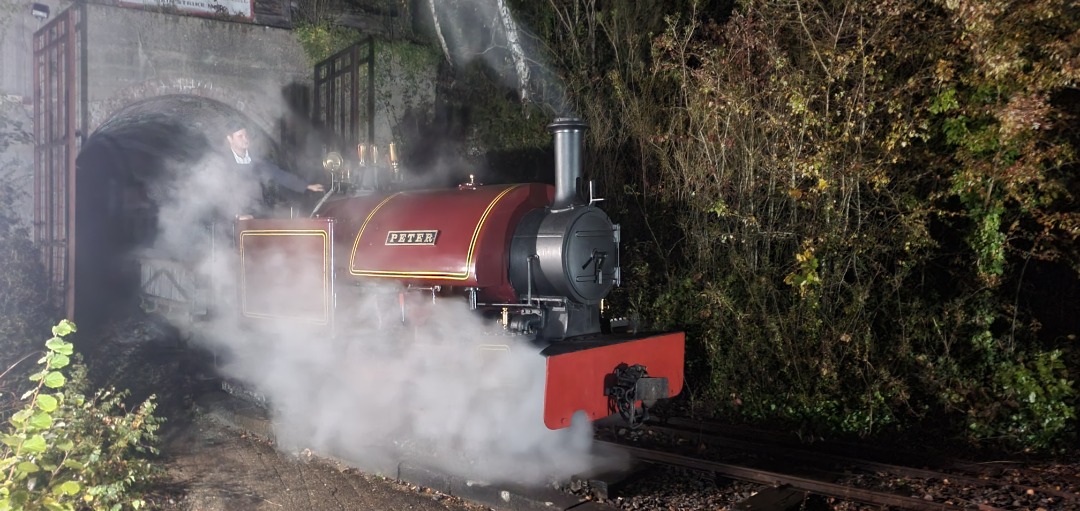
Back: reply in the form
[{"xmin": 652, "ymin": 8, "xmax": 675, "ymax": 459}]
[
  {"xmin": 80, "ymin": 315, "xmax": 491, "ymax": 511},
  {"xmin": 151, "ymin": 414, "xmax": 488, "ymax": 511},
  {"xmin": 566, "ymin": 465, "xmax": 767, "ymax": 510}
]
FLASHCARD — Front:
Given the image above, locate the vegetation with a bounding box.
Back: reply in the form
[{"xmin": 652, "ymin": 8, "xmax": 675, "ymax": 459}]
[
  {"xmin": 0, "ymin": 321, "xmax": 162, "ymax": 511},
  {"xmin": 0, "ymin": 128, "xmax": 49, "ymax": 393},
  {"xmin": 448, "ymin": 62, "xmax": 551, "ymax": 153},
  {"xmin": 294, "ymin": 21, "xmax": 367, "ymax": 63},
  {"xmin": 1, "ymin": 132, "xmax": 162, "ymax": 509},
  {"xmin": 0, "ymin": 172, "xmax": 49, "ymax": 415},
  {"xmin": 374, "ymin": 40, "xmax": 442, "ymax": 147},
  {"xmin": 490, "ymin": 0, "xmax": 1079, "ymax": 451}
]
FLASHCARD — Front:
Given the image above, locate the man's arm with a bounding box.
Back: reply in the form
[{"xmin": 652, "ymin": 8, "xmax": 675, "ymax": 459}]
[{"xmin": 254, "ymin": 160, "xmax": 319, "ymax": 194}]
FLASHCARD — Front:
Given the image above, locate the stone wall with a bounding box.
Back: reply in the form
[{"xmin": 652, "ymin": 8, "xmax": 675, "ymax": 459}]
[{"xmin": 83, "ymin": 3, "xmax": 311, "ymax": 137}]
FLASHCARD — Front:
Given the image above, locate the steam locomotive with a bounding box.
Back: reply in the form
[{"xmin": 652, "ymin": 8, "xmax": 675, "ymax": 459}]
[{"xmin": 199, "ymin": 118, "xmax": 684, "ymax": 430}]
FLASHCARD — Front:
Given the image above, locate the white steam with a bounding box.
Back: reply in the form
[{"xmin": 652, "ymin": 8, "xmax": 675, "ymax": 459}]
[
  {"xmin": 148, "ymin": 142, "xmax": 624, "ymax": 487},
  {"xmin": 220, "ymin": 302, "xmax": 603, "ymax": 484}
]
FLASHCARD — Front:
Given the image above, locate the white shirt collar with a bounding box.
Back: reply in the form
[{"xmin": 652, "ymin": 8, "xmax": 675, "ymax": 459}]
[{"xmin": 232, "ymin": 150, "xmax": 251, "ymax": 164}]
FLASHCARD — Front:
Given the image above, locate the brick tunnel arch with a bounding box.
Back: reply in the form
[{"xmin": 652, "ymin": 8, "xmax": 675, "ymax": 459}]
[{"xmin": 72, "ymin": 94, "xmax": 287, "ymax": 327}]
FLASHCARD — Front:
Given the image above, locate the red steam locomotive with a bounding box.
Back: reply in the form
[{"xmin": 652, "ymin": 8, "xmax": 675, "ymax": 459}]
[{"xmin": 231, "ymin": 118, "xmax": 684, "ymax": 429}]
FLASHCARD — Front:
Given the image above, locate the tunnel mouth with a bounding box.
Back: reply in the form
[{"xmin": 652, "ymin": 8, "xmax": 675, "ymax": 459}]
[{"xmin": 72, "ymin": 94, "xmax": 275, "ymax": 326}]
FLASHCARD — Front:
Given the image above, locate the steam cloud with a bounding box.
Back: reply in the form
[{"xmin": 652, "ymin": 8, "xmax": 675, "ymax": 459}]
[{"xmin": 148, "ymin": 137, "xmax": 623, "ymax": 487}]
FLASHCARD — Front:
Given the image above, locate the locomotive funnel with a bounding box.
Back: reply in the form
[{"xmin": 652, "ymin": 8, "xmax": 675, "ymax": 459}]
[{"xmin": 548, "ymin": 118, "xmax": 588, "ymax": 210}]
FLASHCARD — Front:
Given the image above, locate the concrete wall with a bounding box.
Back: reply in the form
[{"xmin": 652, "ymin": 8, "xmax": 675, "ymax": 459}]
[
  {"xmin": 1, "ymin": 0, "xmax": 67, "ymax": 97},
  {"xmin": 83, "ymin": 3, "xmax": 311, "ymax": 137},
  {"xmin": 0, "ymin": 0, "xmax": 67, "ymax": 225}
]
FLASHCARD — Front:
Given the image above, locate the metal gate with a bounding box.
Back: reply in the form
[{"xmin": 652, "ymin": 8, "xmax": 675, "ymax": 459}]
[
  {"xmin": 33, "ymin": 6, "xmax": 85, "ymax": 319},
  {"xmin": 313, "ymin": 37, "xmax": 375, "ymax": 153}
]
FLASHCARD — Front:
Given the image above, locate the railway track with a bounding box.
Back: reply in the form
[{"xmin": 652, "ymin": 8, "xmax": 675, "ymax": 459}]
[
  {"xmin": 197, "ymin": 385, "xmax": 1078, "ymax": 510},
  {"xmin": 205, "ymin": 378, "xmax": 1076, "ymax": 511},
  {"xmin": 588, "ymin": 418, "xmax": 1079, "ymax": 511},
  {"xmin": 96, "ymin": 315, "xmax": 1079, "ymax": 511}
]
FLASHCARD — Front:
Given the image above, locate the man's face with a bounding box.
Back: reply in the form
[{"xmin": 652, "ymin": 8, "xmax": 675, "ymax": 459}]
[{"xmin": 227, "ymin": 128, "xmax": 250, "ymax": 154}]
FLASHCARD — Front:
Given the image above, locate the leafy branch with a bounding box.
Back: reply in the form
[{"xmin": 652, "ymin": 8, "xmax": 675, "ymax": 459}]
[{"xmin": 0, "ymin": 320, "xmax": 162, "ymax": 511}]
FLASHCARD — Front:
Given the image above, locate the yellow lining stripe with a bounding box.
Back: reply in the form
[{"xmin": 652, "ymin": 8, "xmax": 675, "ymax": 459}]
[
  {"xmin": 349, "ymin": 185, "xmax": 521, "ymax": 280},
  {"xmin": 347, "ymin": 193, "xmax": 402, "ymax": 276},
  {"xmin": 239, "ymin": 229, "xmax": 330, "ymax": 324}
]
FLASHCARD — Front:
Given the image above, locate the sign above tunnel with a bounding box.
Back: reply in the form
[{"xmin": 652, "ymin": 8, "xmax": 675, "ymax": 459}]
[{"xmin": 120, "ymin": 0, "xmax": 253, "ymax": 20}]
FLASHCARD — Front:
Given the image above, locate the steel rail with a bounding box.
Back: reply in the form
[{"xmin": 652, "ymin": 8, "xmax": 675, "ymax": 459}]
[
  {"xmin": 601, "ymin": 441, "xmax": 1007, "ymax": 511},
  {"xmin": 661, "ymin": 417, "xmax": 996, "ymax": 474},
  {"xmin": 647, "ymin": 422, "xmax": 1080, "ymax": 503}
]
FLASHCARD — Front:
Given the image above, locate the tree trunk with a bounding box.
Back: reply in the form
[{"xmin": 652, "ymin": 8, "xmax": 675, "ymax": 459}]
[
  {"xmin": 428, "ymin": 0, "xmax": 453, "ymax": 68},
  {"xmin": 496, "ymin": 0, "xmax": 529, "ymax": 103}
]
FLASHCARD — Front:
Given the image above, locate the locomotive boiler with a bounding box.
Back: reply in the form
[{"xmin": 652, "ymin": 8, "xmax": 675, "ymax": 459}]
[{"xmin": 233, "ymin": 118, "xmax": 685, "ymax": 429}]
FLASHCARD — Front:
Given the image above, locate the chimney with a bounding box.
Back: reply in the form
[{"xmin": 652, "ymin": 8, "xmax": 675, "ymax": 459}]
[{"xmin": 547, "ymin": 118, "xmax": 588, "ymax": 210}]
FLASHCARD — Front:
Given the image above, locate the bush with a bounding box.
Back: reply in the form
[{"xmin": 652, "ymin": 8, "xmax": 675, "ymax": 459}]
[
  {"xmin": 0, "ymin": 320, "xmax": 162, "ymax": 511},
  {"xmin": 0, "ymin": 168, "xmax": 50, "ymax": 383},
  {"xmin": 518, "ymin": 0, "xmax": 1079, "ymax": 450}
]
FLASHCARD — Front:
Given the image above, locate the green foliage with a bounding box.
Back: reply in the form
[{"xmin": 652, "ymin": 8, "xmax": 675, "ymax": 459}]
[
  {"xmin": 293, "ymin": 22, "xmax": 365, "ymax": 64},
  {"xmin": 0, "ymin": 321, "xmax": 162, "ymax": 511},
  {"xmin": 455, "ymin": 63, "xmax": 551, "ymax": 152},
  {"xmin": 525, "ymin": 0, "xmax": 1079, "ymax": 450},
  {"xmin": 374, "ymin": 40, "xmax": 440, "ymax": 148},
  {"xmin": 782, "ymin": 245, "xmax": 821, "ymax": 298},
  {"xmin": 379, "ymin": 41, "xmax": 439, "ymax": 78},
  {"xmin": 0, "ymin": 166, "xmax": 51, "ymax": 392},
  {"xmin": 983, "ymin": 351, "xmax": 1076, "ymax": 451},
  {"xmin": 1, "ymin": 96, "xmax": 50, "ymax": 373}
]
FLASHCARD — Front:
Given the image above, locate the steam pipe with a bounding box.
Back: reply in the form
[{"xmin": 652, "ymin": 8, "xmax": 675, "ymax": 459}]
[
  {"xmin": 526, "ymin": 254, "xmax": 537, "ymax": 304},
  {"xmin": 547, "ymin": 118, "xmax": 588, "ymax": 210}
]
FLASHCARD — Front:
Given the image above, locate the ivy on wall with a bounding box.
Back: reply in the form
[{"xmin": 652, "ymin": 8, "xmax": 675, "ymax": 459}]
[{"xmin": 294, "ymin": 22, "xmax": 366, "ymax": 63}]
